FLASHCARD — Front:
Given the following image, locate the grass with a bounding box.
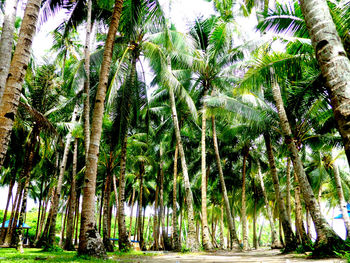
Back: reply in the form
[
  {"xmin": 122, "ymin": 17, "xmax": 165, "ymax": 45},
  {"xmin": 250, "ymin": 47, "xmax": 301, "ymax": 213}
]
[{"xmin": 0, "ymin": 248, "xmax": 161, "ymax": 262}]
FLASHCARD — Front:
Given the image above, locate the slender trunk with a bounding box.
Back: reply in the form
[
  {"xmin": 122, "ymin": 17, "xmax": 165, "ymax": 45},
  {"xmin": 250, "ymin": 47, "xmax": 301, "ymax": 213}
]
[
  {"xmin": 102, "ymin": 169, "xmax": 113, "ymax": 252},
  {"xmin": 298, "ymin": 0, "xmax": 350, "ymax": 167},
  {"xmin": 59, "ymin": 202, "xmax": 69, "ymax": 247},
  {"xmin": 169, "ymin": 86, "xmax": 199, "ymax": 251},
  {"xmin": 64, "ymin": 138, "xmax": 78, "ymax": 250},
  {"xmin": 258, "ymin": 218, "xmax": 264, "ymax": 246},
  {"xmin": 137, "ymin": 164, "xmax": 144, "ymax": 248},
  {"xmin": 0, "ymin": 177, "xmax": 15, "ymax": 244},
  {"xmin": 286, "ymin": 158, "xmax": 291, "ymax": 223},
  {"xmin": 74, "ymin": 194, "xmax": 80, "ymax": 246},
  {"xmin": 212, "ymin": 117, "xmax": 239, "ymax": 248},
  {"xmin": 98, "ymin": 184, "xmax": 105, "ymax": 234},
  {"xmin": 270, "ymin": 72, "xmax": 344, "ymax": 254},
  {"xmin": 172, "ymin": 144, "xmax": 181, "ymax": 251},
  {"xmin": 264, "ymin": 133, "xmax": 297, "ymax": 252},
  {"xmin": 78, "ymin": 0, "xmax": 124, "ymax": 257},
  {"xmin": 253, "ymin": 178, "xmax": 258, "ymax": 250},
  {"xmin": 35, "ymin": 181, "xmax": 44, "ymax": 240},
  {"xmin": 241, "ymin": 145, "xmax": 249, "ymax": 250},
  {"xmin": 0, "ymin": 0, "xmax": 19, "ymax": 102},
  {"xmin": 0, "ymin": 0, "xmax": 42, "ymax": 167},
  {"xmin": 306, "ymin": 209, "xmax": 312, "ymax": 240},
  {"xmin": 128, "ymin": 188, "xmax": 136, "ymax": 240},
  {"xmin": 153, "ymin": 172, "xmax": 160, "ymax": 250},
  {"xmin": 112, "ymin": 174, "xmax": 119, "ymax": 240},
  {"xmin": 219, "ymin": 205, "xmax": 225, "ymax": 249},
  {"xmin": 333, "ymin": 165, "xmax": 350, "ymax": 238},
  {"xmin": 257, "ymin": 161, "xmax": 280, "ymax": 248},
  {"xmin": 117, "ymin": 135, "xmax": 131, "ymax": 251}
]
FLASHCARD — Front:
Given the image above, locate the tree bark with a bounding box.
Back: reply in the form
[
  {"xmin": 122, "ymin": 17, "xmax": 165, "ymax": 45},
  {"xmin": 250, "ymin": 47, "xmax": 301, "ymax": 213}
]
[
  {"xmin": 78, "ymin": 0, "xmax": 124, "ymax": 257},
  {"xmin": 169, "ymin": 86, "xmax": 199, "ymax": 251},
  {"xmin": 0, "ymin": 0, "xmax": 42, "ymax": 167},
  {"xmin": 160, "ymin": 145, "xmax": 170, "ymax": 250},
  {"xmin": 128, "ymin": 187, "xmax": 136, "ymax": 240},
  {"xmin": 0, "ymin": 0, "xmax": 19, "ymax": 102},
  {"xmin": 0, "ymin": 177, "xmax": 15, "ymax": 244},
  {"xmin": 171, "ymin": 144, "xmax": 181, "ymax": 251},
  {"xmin": 298, "ymin": 0, "xmax": 350, "ymax": 167},
  {"xmin": 241, "ymin": 145, "xmax": 249, "ymax": 250},
  {"xmin": 153, "ymin": 171, "xmax": 160, "ymax": 250},
  {"xmin": 264, "ymin": 133, "xmax": 297, "ymax": 252},
  {"xmin": 102, "ymin": 169, "xmax": 114, "ymax": 251},
  {"xmin": 286, "ymin": 158, "xmax": 291, "ymax": 223},
  {"xmin": 137, "ymin": 162, "xmax": 144, "ymax": 249},
  {"xmin": 270, "ymin": 72, "xmax": 344, "ymax": 254},
  {"xmin": 211, "ymin": 117, "xmax": 240, "ymax": 248}
]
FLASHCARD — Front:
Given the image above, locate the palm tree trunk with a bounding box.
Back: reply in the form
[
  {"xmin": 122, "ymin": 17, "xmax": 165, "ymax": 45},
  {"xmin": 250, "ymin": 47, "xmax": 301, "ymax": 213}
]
[
  {"xmin": 103, "ymin": 169, "xmax": 114, "ymax": 252},
  {"xmin": 0, "ymin": 177, "xmax": 15, "ymax": 244},
  {"xmin": 128, "ymin": 187, "xmax": 136, "ymax": 240},
  {"xmin": 0, "ymin": 0, "xmax": 42, "ymax": 167},
  {"xmin": 333, "ymin": 165, "xmax": 350, "ymax": 238},
  {"xmin": 0, "ymin": 0, "xmax": 19, "ymax": 102},
  {"xmin": 211, "ymin": 117, "xmax": 239, "ymax": 248},
  {"xmin": 241, "ymin": 145, "xmax": 249, "ymax": 250},
  {"xmin": 78, "ymin": 0, "xmax": 123, "ymax": 257},
  {"xmin": 172, "ymin": 144, "xmax": 181, "ymax": 251},
  {"xmin": 117, "ymin": 135, "xmax": 131, "ymax": 251},
  {"xmin": 257, "ymin": 161, "xmax": 281, "ymax": 248},
  {"xmin": 201, "ymin": 94, "xmax": 212, "ymax": 250},
  {"xmin": 264, "ymin": 133, "xmax": 297, "ymax": 252},
  {"xmin": 59, "ymin": 202, "xmax": 69, "ymax": 247},
  {"xmin": 169, "ymin": 86, "xmax": 199, "ymax": 251},
  {"xmin": 64, "ymin": 138, "xmax": 78, "ymax": 251},
  {"xmin": 219, "ymin": 205, "xmax": 225, "ymax": 249},
  {"xmin": 153, "ymin": 172, "xmax": 160, "ymax": 250},
  {"xmin": 253, "ymin": 178, "xmax": 258, "ymax": 250},
  {"xmin": 160, "ymin": 145, "xmax": 170, "ymax": 250},
  {"xmin": 270, "ymin": 72, "xmax": 344, "ymax": 254},
  {"xmin": 298, "ymin": 0, "xmax": 350, "ymax": 166},
  {"xmin": 286, "ymin": 158, "xmax": 291, "ymax": 223},
  {"xmin": 137, "ymin": 163, "xmax": 144, "ymax": 248}
]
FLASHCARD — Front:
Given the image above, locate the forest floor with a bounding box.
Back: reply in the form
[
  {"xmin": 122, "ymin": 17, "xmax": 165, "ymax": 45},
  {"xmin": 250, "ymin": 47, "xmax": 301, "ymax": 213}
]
[{"xmin": 0, "ymin": 248, "xmax": 347, "ymax": 262}]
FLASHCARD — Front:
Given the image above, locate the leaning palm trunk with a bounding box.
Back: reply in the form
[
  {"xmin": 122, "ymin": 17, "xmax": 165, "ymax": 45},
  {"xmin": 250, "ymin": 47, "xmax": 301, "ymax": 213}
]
[
  {"xmin": 0, "ymin": 0, "xmax": 42, "ymax": 167},
  {"xmin": 333, "ymin": 165, "xmax": 350, "ymax": 238},
  {"xmin": 0, "ymin": 0, "xmax": 19, "ymax": 102},
  {"xmin": 64, "ymin": 138, "xmax": 78, "ymax": 251},
  {"xmin": 298, "ymin": 0, "xmax": 350, "ymax": 167},
  {"xmin": 211, "ymin": 117, "xmax": 239, "ymax": 248},
  {"xmin": 257, "ymin": 161, "xmax": 281, "ymax": 248},
  {"xmin": 0, "ymin": 177, "xmax": 15, "ymax": 244},
  {"xmin": 270, "ymin": 73, "xmax": 344, "ymax": 254},
  {"xmin": 241, "ymin": 146, "xmax": 249, "ymax": 250},
  {"xmin": 264, "ymin": 133, "xmax": 297, "ymax": 252},
  {"xmin": 201, "ymin": 94, "xmax": 212, "ymax": 250},
  {"xmin": 78, "ymin": 0, "xmax": 124, "ymax": 257},
  {"xmin": 172, "ymin": 144, "xmax": 181, "ymax": 251},
  {"xmin": 169, "ymin": 86, "xmax": 199, "ymax": 251}
]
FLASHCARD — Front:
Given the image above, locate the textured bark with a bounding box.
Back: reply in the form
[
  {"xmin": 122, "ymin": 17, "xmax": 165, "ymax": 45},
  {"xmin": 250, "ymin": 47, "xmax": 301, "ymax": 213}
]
[
  {"xmin": 0, "ymin": 0, "xmax": 18, "ymax": 102},
  {"xmin": 128, "ymin": 187, "xmax": 136, "ymax": 240},
  {"xmin": 171, "ymin": 144, "xmax": 181, "ymax": 251},
  {"xmin": 0, "ymin": 0, "xmax": 42, "ymax": 167},
  {"xmin": 0, "ymin": 177, "xmax": 15, "ymax": 244},
  {"xmin": 78, "ymin": 0, "xmax": 124, "ymax": 257},
  {"xmin": 270, "ymin": 73, "xmax": 344, "ymax": 254},
  {"xmin": 333, "ymin": 165, "xmax": 350, "ymax": 238},
  {"xmin": 153, "ymin": 171, "xmax": 160, "ymax": 250},
  {"xmin": 212, "ymin": 117, "xmax": 240, "ymax": 248},
  {"xmin": 201, "ymin": 94, "xmax": 212, "ymax": 250},
  {"xmin": 102, "ymin": 170, "xmax": 113, "ymax": 252},
  {"xmin": 59, "ymin": 203, "xmax": 69, "ymax": 247},
  {"xmin": 299, "ymin": 0, "xmax": 350, "ymax": 167},
  {"xmin": 219, "ymin": 205, "xmax": 225, "ymax": 249},
  {"xmin": 64, "ymin": 138, "xmax": 78, "ymax": 251},
  {"xmin": 137, "ymin": 163, "xmax": 144, "ymax": 248},
  {"xmin": 117, "ymin": 135, "xmax": 131, "ymax": 251},
  {"xmin": 264, "ymin": 133, "xmax": 297, "ymax": 252},
  {"xmin": 257, "ymin": 161, "xmax": 281, "ymax": 248},
  {"xmin": 83, "ymin": 0, "xmax": 92, "ymax": 163},
  {"xmin": 169, "ymin": 86, "xmax": 199, "ymax": 251},
  {"xmin": 286, "ymin": 158, "xmax": 292, "ymax": 223},
  {"xmin": 253, "ymin": 179, "xmax": 258, "ymax": 250},
  {"xmin": 160, "ymin": 146, "xmax": 170, "ymax": 249},
  {"xmin": 241, "ymin": 145, "xmax": 249, "ymax": 250}
]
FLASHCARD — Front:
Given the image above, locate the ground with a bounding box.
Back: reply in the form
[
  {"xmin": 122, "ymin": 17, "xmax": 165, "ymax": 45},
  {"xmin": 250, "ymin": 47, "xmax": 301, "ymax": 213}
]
[{"xmin": 0, "ymin": 248, "xmax": 347, "ymax": 262}]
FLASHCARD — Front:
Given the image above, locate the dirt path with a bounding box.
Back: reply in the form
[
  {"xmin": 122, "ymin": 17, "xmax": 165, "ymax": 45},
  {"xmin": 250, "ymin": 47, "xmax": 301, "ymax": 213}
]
[{"xmin": 115, "ymin": 249, "xmax": 346, "ymax": 262}]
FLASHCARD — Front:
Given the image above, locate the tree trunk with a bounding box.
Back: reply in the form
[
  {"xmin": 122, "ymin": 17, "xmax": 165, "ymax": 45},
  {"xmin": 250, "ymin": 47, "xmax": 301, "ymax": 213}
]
[
  {"xmin": 298, "ymin": 0, "xmax": 350, "ymax": 167},
  {"xmin": 0, "ymin": 0, "xmax": 19, "ymax": 102},
  {"xmin": 219, "ymin": 205, "xmax": 225, "ymax": 249},
  {"xmin": 117, "ymin": 135, "xmax": 131, "ymax": 251},
  {"xmin": 258, "ymin": 218, "xmax": 264, "ymax": 246},
  {"xmin": 169, "ymin": 86, "xmax": 199, "ymax": 251},
  {"xmin": 201, "ymin": 92, "xmax": 212, "ymax": 250},
  {"xmin": 64, "ymin": 138, "xmax": 78, "ymax": 250},
  {"xmin": 172, "ymin": 144, "xmax": 181, "ymax": 251},
  {"xmin": 241, "ymin": 145, "xmax": 249, "ymax": 250},
  {"xmin": 59, "ymin": 202, "xmax": 69, "ymax": 247},
  {"xmin": 102, "ymin": 169, "xmax": 113, "ymax": 252},
  {"xmin": 160, "ymin": 145, "xmax": 170, "ymax": 250},
  {"xmin": 270, "ymin": 72, "xmax": 344, "ymax": 254},
  {"xmin": 257, "ymin": 161, "xmax": 281, "ymax": 248},
  {"xmin": 211, "ymin": 117, "xmax": 240, "ymax": 249},
  {"xmin": 0, "ymin": 0, "xmax": 42, "ymax": 167},
  {"xmin": 286, "ymin": 158, "xmax": 291, "ymax": 223},
  {"xmin": 0, "ymin": 177, "xmax": 15, "ymax": 244},
  {"xmin": 128, "ymin": 187, "xmax": 136, "ymax": 240},
  {"xmin": 153, "ymin": 172, "xmax": 160, "ymax": 250},
  {"xmin": 253, "ymin": 178, "xmax": 258, "ymax": 250},
  {"xmin": 264, "ymin": 133, "xmax": 297, "ymax": 252},
  {"xmin": 137, "ymin": 163, "xmax": 144, "ymax": 248},
  {"xmin": 78, "ymin": 0, "xmax": 124, "ymax": 257},
  {"xmin": 333, "ymin": 165, "xmax": 350, "ymax": 238}
]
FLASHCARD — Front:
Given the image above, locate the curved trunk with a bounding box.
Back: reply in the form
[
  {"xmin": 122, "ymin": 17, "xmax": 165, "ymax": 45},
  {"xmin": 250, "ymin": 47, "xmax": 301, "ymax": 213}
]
[
  {"xmin": 298, "ymin": 0, "xmax": 350, "ymax": 167},
  {"xmin": 264, "ymin": 133, "xmax": 297, "ymax": 252},
  {"xmin": 64, "ymin": 138, "xmax": 78, "ymax": 251},
  {"xmin": 78, "ymin": 0, "xmax": 123, "ymax": 257},
  {"xmin": 103, "ymin": 169, "xmax": 113, "ymax": 252},
  {"xmin": 0, "ymin": 0, "xmax": 19, "ymax": 102},
  {"xmin": 257, "ymin": 161, "xmax": 281, "ymax": 248},
  {"xmin": 270, "ymin": 73, "xmax": 343, "ymax": 254},
  {"xmin": 333, "ymin": 165, "xmax": 350, "ymax": 238},
  {"xmin": 169, "ymin": 86, "xmax": 199, "ymax": 251},
  {"xmin": 201, "ymin": 94, "xmax": 212, "ymax": 250},
  {"xmin": 211, "ymin": 117, "xmax": 239, "ymax": 249},
  {"xmin": 241, "ymin": 145, "xmax": 249, "ymax": 250},
  {"xmin": 117, "ymin": 135, "xmax": 131, "ymax": 251},
  {"xmin": 0, "ymin": 0, "xmax": 42, "ymax": 167},
  {"xmin": 172, "ymin": 144, "xmax": 181, "ymax": 251}
]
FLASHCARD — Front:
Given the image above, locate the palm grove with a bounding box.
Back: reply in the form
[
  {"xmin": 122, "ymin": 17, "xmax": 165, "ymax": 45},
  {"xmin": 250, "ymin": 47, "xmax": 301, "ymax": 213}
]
[{"xmin": 0, "ymin": 0, "xmax": 350, "ymax": 258}]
